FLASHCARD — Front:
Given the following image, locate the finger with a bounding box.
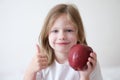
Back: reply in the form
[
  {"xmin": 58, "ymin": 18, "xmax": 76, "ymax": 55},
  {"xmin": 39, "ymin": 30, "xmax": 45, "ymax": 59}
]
[
  {"xmin": 40, "ymin": 55, "xmax": 48, "ymax": 59},
  {"xmin": 36, "ymin": 44, "xmax": 40, "ymax": 53},
  {"xmin": 37, "ymin": 61, "xmax": 47, "ymax": 70},
  {"xmin": 39, "ymin": 60, "xmax": 48, "ymax": 68},
  {"xmin": 87, "ymin": 62, "xmax": 92, "ymax": 70},
  {"xmin": 41, "ymin": 65, "xmax": 48, "ymax": 69},
  {"xmin": 88, "ymin": 57, "xmax": 96, "ymax": 65},
  {"xmin": 41, "ymin": 61, "xmax": 48, "ymax": 66},
  {"xmin": 39, "ymin": 57, "xmax": 48, "ymax": 62},
  {"xmin": 90, "ymin": 52, "xmax": 97, "ymax": 60}
]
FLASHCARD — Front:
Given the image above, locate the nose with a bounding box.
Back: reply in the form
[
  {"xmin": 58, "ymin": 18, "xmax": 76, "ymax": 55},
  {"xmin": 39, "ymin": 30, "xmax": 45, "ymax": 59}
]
[{"xmin": 58, "ymin": 31, "xmax": 66, "ymax": 40}]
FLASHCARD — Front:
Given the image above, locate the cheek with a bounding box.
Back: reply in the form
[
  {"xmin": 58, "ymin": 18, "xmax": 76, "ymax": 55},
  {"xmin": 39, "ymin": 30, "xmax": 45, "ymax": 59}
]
[
  {"xmin": 72, "ymin": 38, "xmax": 77, "ymax": 45},
  {"xmin": 69, "ymin": 34, "xmax": 77, "ymax": 43},
  {"xmin": 48, "ymin": 34, "xmax": 56, "ymax": 46}
]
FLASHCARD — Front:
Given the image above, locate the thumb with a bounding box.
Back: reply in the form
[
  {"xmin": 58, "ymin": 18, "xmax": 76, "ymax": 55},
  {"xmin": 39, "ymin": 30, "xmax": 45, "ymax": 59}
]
[{"xmin": 36, "ymin": 44, "xmax": 40, "ymax": 54}]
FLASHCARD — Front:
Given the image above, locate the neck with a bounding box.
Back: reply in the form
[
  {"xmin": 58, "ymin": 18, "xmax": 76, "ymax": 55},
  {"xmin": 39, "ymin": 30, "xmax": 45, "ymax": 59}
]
[{"xmin": 54, "ymin": 52, "xmax": 68, "ymax": 64}]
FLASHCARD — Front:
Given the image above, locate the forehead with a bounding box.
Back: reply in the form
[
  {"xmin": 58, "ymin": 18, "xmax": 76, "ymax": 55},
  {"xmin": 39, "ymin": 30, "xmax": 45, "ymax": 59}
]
[{"xmin": 51, "ymin": 14, "xmax": 75, "ymax": 29}]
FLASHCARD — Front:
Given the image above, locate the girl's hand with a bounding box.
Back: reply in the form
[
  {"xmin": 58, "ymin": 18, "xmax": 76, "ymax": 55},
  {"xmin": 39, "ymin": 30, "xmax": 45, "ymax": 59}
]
[
  {"xmin": 79, "ymin": 52, "xmax": 97, "ymax": 80},
  {"xmin": 24, "ymin": 44, "xmax": 48, "ymax": 80},
  {"xmin": 27, "ymin": 44, "xmax": 48, "ymax": 73}
]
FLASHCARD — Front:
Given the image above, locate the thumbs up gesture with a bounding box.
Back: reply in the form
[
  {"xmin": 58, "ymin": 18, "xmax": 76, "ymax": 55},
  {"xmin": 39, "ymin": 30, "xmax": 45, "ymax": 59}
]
[{"xmin": 27, "ymin": 44, "xmax": 48, "ymax": 73}]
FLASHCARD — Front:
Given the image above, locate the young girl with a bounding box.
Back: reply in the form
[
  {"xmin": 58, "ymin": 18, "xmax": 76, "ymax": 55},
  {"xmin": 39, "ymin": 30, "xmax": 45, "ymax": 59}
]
[{"xmin": 24, "ymin": 4, "xmax": 103, "ymax": 80}]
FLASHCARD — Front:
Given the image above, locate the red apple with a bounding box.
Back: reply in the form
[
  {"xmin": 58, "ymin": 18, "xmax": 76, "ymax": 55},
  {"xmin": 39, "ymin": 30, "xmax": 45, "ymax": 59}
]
[{"xmin": 68, "ymin": 44, "xmax": 93, "ymax": 71}]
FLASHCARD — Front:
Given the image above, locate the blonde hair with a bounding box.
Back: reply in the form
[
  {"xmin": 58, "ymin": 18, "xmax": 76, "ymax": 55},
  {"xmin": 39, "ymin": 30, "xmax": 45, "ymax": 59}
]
[{"xmin": 38, "ymin": 4, "xmax": 87, "ymax": 65}]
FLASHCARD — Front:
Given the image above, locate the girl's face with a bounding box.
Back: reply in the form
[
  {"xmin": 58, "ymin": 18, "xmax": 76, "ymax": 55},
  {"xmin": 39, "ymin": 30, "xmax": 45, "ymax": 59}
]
[{"xmin": 48, "ymin": 14, "xmax": 77, "ymax": 54}]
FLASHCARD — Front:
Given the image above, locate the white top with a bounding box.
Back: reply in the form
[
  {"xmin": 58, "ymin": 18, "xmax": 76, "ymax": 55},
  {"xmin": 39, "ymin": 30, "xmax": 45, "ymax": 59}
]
[{"xmin": 36, "ymin": 60, "xmax": 103, "ymax": 80}]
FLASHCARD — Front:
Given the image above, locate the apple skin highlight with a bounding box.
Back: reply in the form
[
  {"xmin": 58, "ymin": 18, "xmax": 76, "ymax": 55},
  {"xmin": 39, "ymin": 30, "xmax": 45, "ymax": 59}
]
[{"xmin": 68, "ymin": 44, "xmax": 93, "ymax": 71}]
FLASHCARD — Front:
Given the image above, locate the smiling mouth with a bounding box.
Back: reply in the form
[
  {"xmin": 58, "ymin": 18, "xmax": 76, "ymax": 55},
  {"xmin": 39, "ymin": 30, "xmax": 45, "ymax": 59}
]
[{"xmin": 56, "ymin": 42, "xmax": 70, "ymax": 45}]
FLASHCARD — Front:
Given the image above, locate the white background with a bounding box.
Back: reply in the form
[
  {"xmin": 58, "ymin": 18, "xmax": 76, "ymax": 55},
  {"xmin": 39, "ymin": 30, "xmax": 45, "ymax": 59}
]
[{"xmin": 0, "ymin": 0, "xmax": 120, "ymax": 80}]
